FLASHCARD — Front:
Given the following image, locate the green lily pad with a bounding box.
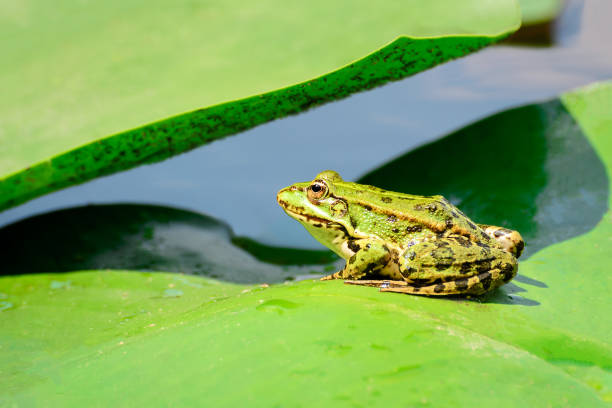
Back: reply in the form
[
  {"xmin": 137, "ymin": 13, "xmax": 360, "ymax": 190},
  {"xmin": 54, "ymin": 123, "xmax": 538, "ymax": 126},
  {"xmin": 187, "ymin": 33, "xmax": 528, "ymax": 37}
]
[
  {"xmin": 0, "ymin": 0, "xmax": 520, "ymax": 212},
  {"xmin": 1, "ymin": 82, "xmax": 610, "ymax": 405}
]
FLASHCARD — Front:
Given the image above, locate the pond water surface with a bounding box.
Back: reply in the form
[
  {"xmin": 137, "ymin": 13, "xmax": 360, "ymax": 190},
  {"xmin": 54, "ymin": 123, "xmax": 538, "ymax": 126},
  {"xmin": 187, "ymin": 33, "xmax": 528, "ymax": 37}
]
[{"xmin": 1, "ymin": 0, "xmax": 611, "ymax": 251}]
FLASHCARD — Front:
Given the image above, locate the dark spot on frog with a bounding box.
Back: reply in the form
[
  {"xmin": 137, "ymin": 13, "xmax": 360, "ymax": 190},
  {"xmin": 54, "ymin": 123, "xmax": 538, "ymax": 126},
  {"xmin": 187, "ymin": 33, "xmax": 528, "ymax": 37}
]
[
  {"xmin": 479, "ymin": 272, "xmax": 493, "ymax": 290},
  {"xmin": 501, "ymin": 262, "xmax": 516, "ymax": 281},
  {"xmin": 313, "ymin": 223, "xmax": 322, "ymax": 228},
  {"xmin": 493, "ymin": 229, "xmax": 505, "ymax": 238},
  {"xmin": 455, "ymin": 278, "xmax": 469, "ymax": 291},
  {"xmin": 392, "ymin": 228, "xmax": 399, "ymax": 233},
  {"xmin": 480, "ymin": 231, "xmax": 490, "ymax": 241},
  {"xmin": 434, "ymin": 240, "xmax": 450, "ymax": 248},
  {"xmin": 515, "ymin": 240, "xmax": 525, "ymax": 257},
  {"xmin": 347, "ymin": 240, "xmax": 361, "ymax": 253},
  {"xmin": 445, "ymin": 219, "xmax": 454, "ymax": 229},
  {"xmin": 467, "ymin": 221, "xmax": 478, "ymax": 230},
  {"xmin": 350, "ymin": 218, "xmax": 358, "ymax": 229},
  {"xmin": 425, "ymin": 204, "xmax": 437, "ymax": 213},
  {"xmin": 364, "ymin": 262, "xmax": 379, "ymax": 275},
  {"xmin": 475, "ymin": 242, "xmax": 490, "ymax": 250},
  {"xmin": 452, "ymin": 235, "xmax": 472, "ymax": 248},
  {"xmin": 410, "ymin": 278, "xmax": 433, "ymax": 286},
  {"xmin": 405, "ymin": 225, "xmax": 422, "ymax": 233},
  {"xmin": 460, "ymin": 262, "xmax": 473, "ymax": 274},
  {"xmin": 433, "ymin": 283, "xmax": 446, "ymax": 293},
  {"xmin": 381, "ymin": 197, "xmax": 392, "ymax": 203},
  {"xmin": 364, "ymin": 204, "xmax": 373, "ymax": 211},
  {"xmin": 450, "ymin": 211, "xmax": 459, "ymax": 219},
  {"xmin": 366, "ymin": 243, "xmax": 371, "ymax": 249},
  {"xmin": 475, "ymin": 260, "xmax": 492, "ymax": 273},
  {"xmin": 407, "ymin": 251, "xmax": 416, "ymax": 261},
  {"xmin": 387, "ymin": 215, "xmax": 397, "ymax": 223},
  {"xmin": 349, "ymin": 255, "xmax": 357, "ymax": 264}
]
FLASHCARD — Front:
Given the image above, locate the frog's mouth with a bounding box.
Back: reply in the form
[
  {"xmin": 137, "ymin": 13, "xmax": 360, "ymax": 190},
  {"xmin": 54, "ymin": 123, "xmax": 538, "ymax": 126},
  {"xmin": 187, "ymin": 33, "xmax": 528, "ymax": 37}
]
[{"xmin": 280, "ymin": 205, "xmax": 335, "ymax": 227}]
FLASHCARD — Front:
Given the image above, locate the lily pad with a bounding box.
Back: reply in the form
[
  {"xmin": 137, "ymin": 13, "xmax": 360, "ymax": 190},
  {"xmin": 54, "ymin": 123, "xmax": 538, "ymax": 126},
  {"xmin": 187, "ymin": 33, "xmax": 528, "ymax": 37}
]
[
  {"xmin": 0, "ymin": 204, "xmax": 337, "ymax": 282},
  {"xmin": 1, "ymin": 82, "xmax": 610, "ymax": 405},
  {"xmin": 0, "ymin": 0, "xmax": 520, "ymax": 211}
]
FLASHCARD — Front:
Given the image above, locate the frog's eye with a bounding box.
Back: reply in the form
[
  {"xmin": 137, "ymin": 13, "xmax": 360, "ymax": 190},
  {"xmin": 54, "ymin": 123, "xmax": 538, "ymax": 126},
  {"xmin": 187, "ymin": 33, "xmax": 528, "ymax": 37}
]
[{"xmin": 307, "ymin": 181, "xmax": 329, "ymax": 202}]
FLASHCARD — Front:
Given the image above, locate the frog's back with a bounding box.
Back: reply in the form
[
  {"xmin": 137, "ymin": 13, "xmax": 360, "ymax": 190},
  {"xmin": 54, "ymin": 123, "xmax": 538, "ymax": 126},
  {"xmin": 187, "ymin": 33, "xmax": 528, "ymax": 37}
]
[{"xmin": 338, "ymin": 182, "xmax": 490, "ymax": 242}]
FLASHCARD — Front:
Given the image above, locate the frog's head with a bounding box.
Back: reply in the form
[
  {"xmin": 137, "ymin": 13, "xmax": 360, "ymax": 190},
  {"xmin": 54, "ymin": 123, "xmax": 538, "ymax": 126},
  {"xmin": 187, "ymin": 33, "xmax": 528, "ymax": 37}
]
[{"xmin": 277, "ymin": 171, "xmax": 357, "ymax": 257}]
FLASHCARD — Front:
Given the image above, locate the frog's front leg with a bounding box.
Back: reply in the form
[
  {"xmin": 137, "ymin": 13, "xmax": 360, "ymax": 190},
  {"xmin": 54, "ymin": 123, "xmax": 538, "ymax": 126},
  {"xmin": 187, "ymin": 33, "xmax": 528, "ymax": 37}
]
[{"xmin": 320, "ymin": 239, "xmax": 393, "ymax": 281}]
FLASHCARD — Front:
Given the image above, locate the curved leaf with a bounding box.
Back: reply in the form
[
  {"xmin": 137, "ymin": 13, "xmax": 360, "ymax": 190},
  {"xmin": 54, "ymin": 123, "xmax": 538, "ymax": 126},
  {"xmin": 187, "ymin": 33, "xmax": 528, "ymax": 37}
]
[{"xmin": 0, "ymin": 0, "xmax": 520, "ymax": 211}]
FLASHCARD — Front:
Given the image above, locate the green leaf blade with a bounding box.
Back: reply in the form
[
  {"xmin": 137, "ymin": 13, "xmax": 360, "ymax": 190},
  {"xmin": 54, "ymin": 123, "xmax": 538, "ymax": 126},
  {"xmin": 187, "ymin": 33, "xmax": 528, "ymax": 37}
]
[{"xmin": 0, "ymin": 0, "xmax": 520, "ymax": 210}]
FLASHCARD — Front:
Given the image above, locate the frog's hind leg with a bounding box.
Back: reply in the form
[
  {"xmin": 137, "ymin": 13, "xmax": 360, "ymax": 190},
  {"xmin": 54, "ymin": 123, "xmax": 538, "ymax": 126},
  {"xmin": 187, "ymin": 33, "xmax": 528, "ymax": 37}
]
[
  {"xmin": 381, "ymin": 269, "xmax": 509, "ymax": 296},
  {"xmin": 478, "ymin": 224, "xmax": 525, "ymax": 258}
]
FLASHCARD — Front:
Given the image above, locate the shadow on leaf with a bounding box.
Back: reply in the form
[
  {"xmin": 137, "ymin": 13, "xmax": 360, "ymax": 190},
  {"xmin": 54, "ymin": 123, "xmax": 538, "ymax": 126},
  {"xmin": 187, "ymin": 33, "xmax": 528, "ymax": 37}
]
[{"xmin": 0, "ymin": 204, "xmax": 338, "ymax": 283}]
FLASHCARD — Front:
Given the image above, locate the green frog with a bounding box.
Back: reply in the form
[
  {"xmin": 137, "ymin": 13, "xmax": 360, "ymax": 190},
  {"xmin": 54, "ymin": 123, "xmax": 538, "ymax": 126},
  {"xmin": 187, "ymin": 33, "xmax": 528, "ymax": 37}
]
[{"xmin": 277, "ymin": 171, "xmax": 524, "ymax": 296}]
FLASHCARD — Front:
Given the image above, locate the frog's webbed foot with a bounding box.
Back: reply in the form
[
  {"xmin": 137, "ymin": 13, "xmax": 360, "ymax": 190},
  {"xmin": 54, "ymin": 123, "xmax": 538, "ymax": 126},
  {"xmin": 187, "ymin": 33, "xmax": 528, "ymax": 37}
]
[
  {"xmin": 320, "ymin": 239, "xmax": 394, "ymax": 282},
  {"xmin": 344, "ymin": 280, "xmax": 407, "ymax": 288}
]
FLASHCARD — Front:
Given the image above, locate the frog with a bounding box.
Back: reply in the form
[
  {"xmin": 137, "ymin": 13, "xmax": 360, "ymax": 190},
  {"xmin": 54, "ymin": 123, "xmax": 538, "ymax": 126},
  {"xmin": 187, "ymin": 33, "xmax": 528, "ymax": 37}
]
[{"xmin": 277, "ymin": 170, "xmax": 524, "ymax": 296}]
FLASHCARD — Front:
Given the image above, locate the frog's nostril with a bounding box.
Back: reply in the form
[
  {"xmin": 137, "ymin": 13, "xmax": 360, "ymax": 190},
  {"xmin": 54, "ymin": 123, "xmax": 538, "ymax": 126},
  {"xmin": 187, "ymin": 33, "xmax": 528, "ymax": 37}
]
[{"xmin": 277, "ymin": 188, "xmax": 290, "ymax": 205}]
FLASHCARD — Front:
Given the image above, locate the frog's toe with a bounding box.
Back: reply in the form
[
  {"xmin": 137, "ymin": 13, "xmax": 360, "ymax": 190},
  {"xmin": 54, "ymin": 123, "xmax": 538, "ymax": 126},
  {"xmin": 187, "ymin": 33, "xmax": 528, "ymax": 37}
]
[
  {"xmin": 479, "ymin": 224, "xmax": 525, "ymax": 258},
  {"xmin": 320, "ymin": 271, "xmax": 343, "ymax": 281}
]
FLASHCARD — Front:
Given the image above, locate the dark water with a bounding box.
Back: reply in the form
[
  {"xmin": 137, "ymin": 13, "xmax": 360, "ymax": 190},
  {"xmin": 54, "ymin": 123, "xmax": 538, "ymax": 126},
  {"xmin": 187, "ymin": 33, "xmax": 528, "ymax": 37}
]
[{"xmin": 1, "ymin": 0, "xmax": 611, "ymax": 254}]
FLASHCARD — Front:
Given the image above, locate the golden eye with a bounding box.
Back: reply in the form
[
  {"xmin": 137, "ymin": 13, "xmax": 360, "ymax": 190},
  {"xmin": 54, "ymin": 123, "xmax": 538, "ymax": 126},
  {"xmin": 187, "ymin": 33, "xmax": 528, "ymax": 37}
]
[{"xmin": 307, "ymin": 180, "xmax": 328, "ymax": 202}]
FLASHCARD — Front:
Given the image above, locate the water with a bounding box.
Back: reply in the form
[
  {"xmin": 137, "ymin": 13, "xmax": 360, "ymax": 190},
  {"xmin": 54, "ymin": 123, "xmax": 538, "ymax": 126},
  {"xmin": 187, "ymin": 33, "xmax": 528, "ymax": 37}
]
[{"xmin": 0, "ymin": 0, "xmax": 610, "ymax": 249}]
